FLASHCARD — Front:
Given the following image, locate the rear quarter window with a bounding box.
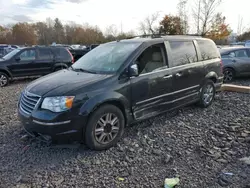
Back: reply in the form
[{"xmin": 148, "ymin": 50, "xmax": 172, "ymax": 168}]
[
  {"xmin": 51, "ymin": 48, "xmax": 71, "ymax": 59},
  {"xmin": 197, "ymin": 40, "xmax": 220, "ymax": 60}
]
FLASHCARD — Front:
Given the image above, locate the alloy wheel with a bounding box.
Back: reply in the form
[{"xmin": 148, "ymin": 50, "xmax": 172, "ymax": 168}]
[
  {"xmin": 223, "ymin": 70, "xmax": 233, "ymax": 82},
  {"xmin": 94, "ymin": 113, "xmax": 120, "ymax": 145},
  {"xmin": 0, "ymin": 74, "xmax": 8, "ymax": 87},
  {"xmin": 203, "ymin": 84, "xmax": 214, "ymax": 105}
]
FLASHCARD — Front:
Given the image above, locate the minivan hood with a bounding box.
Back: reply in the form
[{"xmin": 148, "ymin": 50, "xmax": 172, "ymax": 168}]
[{"xmin": 25, "ymin": 69, "xmax": 112, "ymax": 96}]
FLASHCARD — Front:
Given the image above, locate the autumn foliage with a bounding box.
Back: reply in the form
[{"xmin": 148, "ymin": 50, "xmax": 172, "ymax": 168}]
[
  {"xmin": 159, "ymin": 15, "xmax": 184, "ymax": 35},
  {"xmin": 205, "ymin": 13, "xmax": 231, "ymax": 43}
]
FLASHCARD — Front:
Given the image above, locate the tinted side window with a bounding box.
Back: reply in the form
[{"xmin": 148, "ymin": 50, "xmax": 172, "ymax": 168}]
[
  {"xmin": 51, "ymin": 48, "xmax": 61, "ymax": 57},
  {"xmin": 38, "ymin": 48, "xmax": 52, "ymax": 60},
  {"xmin": 169, "ymin": 41, "xmax": 198, "ymax": 66},
  {"xmin": 197, "ymin": 40, "xmax": 220, "ymax": 60},
  {"xmin": 60, "ymin": 48, "xmax": 71, "ymax": 59},
  {"xmin": 19, "ymin": 49, "xmax": 36, "ymax": 61}
]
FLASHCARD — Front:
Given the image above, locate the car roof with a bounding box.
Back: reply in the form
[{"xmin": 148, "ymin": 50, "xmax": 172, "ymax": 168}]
[{"xmin": 220, "ymin": 46, "xmax": 250, "ymax": 53}]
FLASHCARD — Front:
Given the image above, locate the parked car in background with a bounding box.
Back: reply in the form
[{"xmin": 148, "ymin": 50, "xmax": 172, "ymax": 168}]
[
  {"xmin": 220, "ymin": 47, "xmax": 250, "ymax": 82},
  {"xmin": 0, "ymin": 45, "xmax": 18, "ymax": 58},
  {"xmin": 0, "ymin": 46, "xmax": 74, "ymax": 87},
  {"xmin": 69, "ymin": 44, "xmax": 100, "ymax": 61},
  {"xmin": 18, "ymin": 35, "xmax": 223, "ymax": 150}
]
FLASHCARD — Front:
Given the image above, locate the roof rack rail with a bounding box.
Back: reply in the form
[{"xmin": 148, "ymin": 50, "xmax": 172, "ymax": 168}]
[{"xmin": 126, "ymin": 34, "xmax": 202, "ymax": 39}]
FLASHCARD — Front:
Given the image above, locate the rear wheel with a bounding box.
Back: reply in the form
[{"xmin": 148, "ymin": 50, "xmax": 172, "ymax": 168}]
[
  {"xmin": 198, "ymin": 80, "xmax": 215, "ymax": 108},
  {"xmin": 85, "ymin": 105, "xmax": 125, "ymax": 150},
  {"xmin": 223, "ymin": 68, "xmax": 234, "ymax": 82},
  {"xmin": 0, "ymin": 72, "xmax": 9, "ymax": 87}
]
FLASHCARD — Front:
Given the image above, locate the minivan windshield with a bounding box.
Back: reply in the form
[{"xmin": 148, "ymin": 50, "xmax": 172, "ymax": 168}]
[
  {"xmin": 71, "ymin": 42, "xmax": 141, "ymax": 74},
  {"xmin": 2, "ymin": 49, "xmax": 20, "ymax": 60}
]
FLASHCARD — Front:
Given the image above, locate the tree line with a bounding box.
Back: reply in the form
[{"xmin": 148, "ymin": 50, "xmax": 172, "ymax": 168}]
[
  {"xmin": 0, "ymin": 18, "xmax": 136, "ymax": 46},
  {"xmin": 0, "ymin": 0, "xmax": 243, "ymax": 46}
]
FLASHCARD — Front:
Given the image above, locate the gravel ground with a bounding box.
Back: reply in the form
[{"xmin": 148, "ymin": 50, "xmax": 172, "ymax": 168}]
[{"xmin": 0, "ymin": 78, "xmax": 250, "ymax": 188}]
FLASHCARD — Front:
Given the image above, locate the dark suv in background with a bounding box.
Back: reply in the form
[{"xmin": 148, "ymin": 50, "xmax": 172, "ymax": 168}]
[
  {"xmin": 0, "ymin": 46, "xmax": 74, "ymax": 87},
  {"xmin": 18, "ymin": 36, "xmax": 223, "ymax": 150}
]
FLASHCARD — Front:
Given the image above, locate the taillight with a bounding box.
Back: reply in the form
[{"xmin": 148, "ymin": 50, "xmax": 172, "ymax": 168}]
[{"xmin": 66, "ymin": 49, "xmax": 74, "ymax": 63}]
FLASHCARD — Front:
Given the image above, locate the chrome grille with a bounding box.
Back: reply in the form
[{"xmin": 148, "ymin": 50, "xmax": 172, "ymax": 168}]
[{"xmin": 20, "ymin": 91, "xmax": 40, "ymax": 115}]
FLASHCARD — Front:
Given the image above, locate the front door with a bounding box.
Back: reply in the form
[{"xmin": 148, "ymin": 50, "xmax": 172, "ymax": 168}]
[
  {"xmin": 8, "ymin": 49, "xmax": 38, "ymax": 77},
  {"xmin": 130, "ymin": 42, "xmax": 173, "ymax": 120},
  {"xmin": 167, "ymin": 40, "xmax": 204, "ymax": 107}
]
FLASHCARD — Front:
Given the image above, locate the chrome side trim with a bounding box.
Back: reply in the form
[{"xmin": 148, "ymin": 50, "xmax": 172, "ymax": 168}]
[
  {"xmin": 135, "ymin": 92, "xmax": 199, "ymax": 114},
  {"xmin": 25, "ymin": 90, "xmax": 41, "ymax": 98},
  {"xmin": 136, "ymin": 85, "xmax": 200, "ymax": 105}
]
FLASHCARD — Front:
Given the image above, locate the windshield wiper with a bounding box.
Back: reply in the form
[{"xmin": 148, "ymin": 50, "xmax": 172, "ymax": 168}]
[{"xmin": 73, "ymin": 68, "xmax": 97, "ymax": 74}]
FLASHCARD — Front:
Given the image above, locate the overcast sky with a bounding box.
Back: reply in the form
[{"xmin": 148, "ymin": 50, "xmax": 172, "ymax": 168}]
[{"xmin": 0, "ymin": 0, "xmax": 249, "ymax": 34}]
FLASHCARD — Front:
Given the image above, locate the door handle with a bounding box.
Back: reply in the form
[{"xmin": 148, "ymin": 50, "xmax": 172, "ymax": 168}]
[
  {"xmin": 163, "ymin": 75, "xmax": 172, "ymax": 79},
  {"xmin": 175, "ymin": 72, "xmax": 182, "ymax": 77},
  {"xmin": 232, "ymin": 59, "xmax": 236, "ymax": 63}
]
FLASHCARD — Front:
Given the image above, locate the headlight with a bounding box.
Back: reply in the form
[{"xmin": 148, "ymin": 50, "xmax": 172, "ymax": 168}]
[{"xmin": 41, "ymin": 96, "xmax": 75, "ymax": 112}]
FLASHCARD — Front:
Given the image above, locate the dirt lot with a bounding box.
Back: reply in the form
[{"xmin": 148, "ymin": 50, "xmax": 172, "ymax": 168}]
[{"xmin": 0, "ymin": 78, "xmax": 250, "ymax": 188}]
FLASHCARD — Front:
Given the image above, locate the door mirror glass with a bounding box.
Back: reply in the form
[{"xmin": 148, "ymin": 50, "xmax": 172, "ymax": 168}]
[
  {"xmin": 129, "ymin": 64, "xmax": 139, "ymax": 77},
  {"xmin": 15, "ymin": 56, "xmax": 21, "ymax": 61}
]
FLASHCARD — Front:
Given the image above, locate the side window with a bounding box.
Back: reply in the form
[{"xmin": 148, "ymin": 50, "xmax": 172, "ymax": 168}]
[
  {"xmin": 51, "ymin": 48, "xmax": 61, "ymax": 58},
  {"xmin": 197, "ymin": 40, "xmax": 220, "ymax": 60},
  {"xmin": 38, "ymin": 48, "xmax": 53, "ymax": 60},
  {"xmin": 169, "ymin": 41, "xmax": 198, "ymax": 67},
  {"xmin": 19, "ymin": 49, "xmax": 36, "ymax": 61},
  {"xmin": 60, "ymin": 48, "xmax": 71, "ymax": 59},
  {"xmin": 222, "ymin": 52, "xmax": 235, "ymax": 58},
  {"xmin": 234, "ymin": 50, "xmax": 249, "ymax": 58},
  {"xmin": 135, "ymin": 43, "xmax": 166, "ymax": 74}
]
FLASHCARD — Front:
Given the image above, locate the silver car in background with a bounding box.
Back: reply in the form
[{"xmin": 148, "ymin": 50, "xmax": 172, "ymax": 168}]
[{"xmin": 220, "ymin": 47, "xmax": 250, "ymax": 82}]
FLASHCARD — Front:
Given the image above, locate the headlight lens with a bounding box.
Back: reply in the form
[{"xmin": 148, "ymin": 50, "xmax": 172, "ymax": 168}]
[{"xmin": 41, "ymin": 96, "xmax": 75, "ymax": 112}]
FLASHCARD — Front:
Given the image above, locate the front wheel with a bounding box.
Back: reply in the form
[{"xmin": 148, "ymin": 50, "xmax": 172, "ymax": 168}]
[
  {"xmin": 85, "ymin": 104, "xmax": 125, "ymax": 150},
  {"xmin": 0, "ymin": 72, "xmax": 9, "ymax": 87},
  {"xmin": 198, "ymin": 80, "xmax": 215, "ymax": 108}
]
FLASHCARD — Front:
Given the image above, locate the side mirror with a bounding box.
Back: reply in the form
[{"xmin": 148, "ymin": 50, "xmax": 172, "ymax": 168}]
[
  {"xmin": 129, "ymin": 64, "xmax": 139, "ymax": 77},
  {"xmin": 15, "ymin": 56, "xmax": 21, "ymax": 61}
]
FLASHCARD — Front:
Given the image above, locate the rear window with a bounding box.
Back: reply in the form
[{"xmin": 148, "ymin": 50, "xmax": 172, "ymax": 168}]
[
  {"xmin": 197, "ymin": 39, "xmax": 220, "ymax": 60},
  {"xmin": 169, "ymin": 41, "xmax": 198, "ymax": 67},
  {"xmin": 51, "ymin": 48, "xmax": 71, "ymax": 59}
]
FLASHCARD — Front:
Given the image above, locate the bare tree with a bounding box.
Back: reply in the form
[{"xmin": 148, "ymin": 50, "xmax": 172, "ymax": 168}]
[
  {"xmin": 139, "ymin": 12, "xmax": 161, "ymax": 35},
  {"xmin": 237, "ymin": 15, "xmax": 245, "ymax": 36},
  {"xmin": 193, "ymin": 0, "xmax": 222, "ymax": 36},
  {"xmin": 105, "ymin": 24, "xmax": 118, "ymax": 37},
  {"xmin": 177, "ymin": 0, "xmax": 189, "ymax": 34}
]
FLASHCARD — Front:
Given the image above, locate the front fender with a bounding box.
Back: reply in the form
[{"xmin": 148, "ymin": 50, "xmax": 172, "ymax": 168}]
[
  {"xmin": 0, "ymin": 68, "xmax": 13, "ymax": 78},
  {"xmin": 79, "ymin": 91, "xmax": 130, "ymax": 116}
]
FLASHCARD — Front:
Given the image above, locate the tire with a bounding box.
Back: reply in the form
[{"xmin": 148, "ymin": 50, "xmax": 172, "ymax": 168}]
[
  {"xmin": 198, "ymin": 80, "xmax": 215, "ymax": 108},
  {"xmin": 223, "ymin": 68, "xmax": 235, "ymax": 83},
  {"xmin": 0, "ymin": 72, "xmax": 9, "ymax": 87},
  {"xmin": 85, "ymin": 104, "xmax": 125, "ymax": 150}
]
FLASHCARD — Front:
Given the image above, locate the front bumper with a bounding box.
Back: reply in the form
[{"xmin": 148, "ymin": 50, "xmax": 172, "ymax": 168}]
[{"xmin": 18, "ymin": 107, "xmax": 87, "ymax": 143}]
